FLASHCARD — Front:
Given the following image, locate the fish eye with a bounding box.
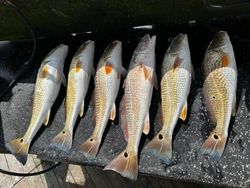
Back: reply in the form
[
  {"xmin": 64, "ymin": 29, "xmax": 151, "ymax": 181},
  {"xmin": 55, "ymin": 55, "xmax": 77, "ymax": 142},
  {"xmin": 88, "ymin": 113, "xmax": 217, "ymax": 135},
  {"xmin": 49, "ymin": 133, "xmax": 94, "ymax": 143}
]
[
  {"xmin": 158, "ymin": 134, "xmax": 163, "ymax": 140},
  {"xmin": 214, "ymin": 135, "xmax": 219, "ymax": 139}
]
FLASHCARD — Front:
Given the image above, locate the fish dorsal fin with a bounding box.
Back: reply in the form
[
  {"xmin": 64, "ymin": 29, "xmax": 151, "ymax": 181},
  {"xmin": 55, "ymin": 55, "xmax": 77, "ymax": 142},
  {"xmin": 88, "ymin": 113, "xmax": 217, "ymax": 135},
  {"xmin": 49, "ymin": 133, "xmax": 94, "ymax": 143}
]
[
  {"xmin": 191, "ymin": 63, "xmax": 195, "ymax": 80},
  {"xmin": 173, "ymin": 56, "xmax": 183, "ymax": 72},
  {"xmin": 44, "ymin": 109, "xmax": 51, "ymax": 126},
  {"xmin": 120, "ymin": 95, "xmax": 128, "ymax": 141},
  {"xmin": 143, "ymin": 113, "xmax": 150, "ymax": 135},
  {"xmin": 180, "ymin": 101, "xmax": 187, "ymax": 121},
  {"xmin": 91, "ymin": 66, "xmax": 96, "ymax": 77},
  {"xmin": 153, "ymin": 72, "xmax": 158, "ymax": 90},
  {"xmin": 110, "ymin": 103, "xmax": 116, "ymax": 120}
]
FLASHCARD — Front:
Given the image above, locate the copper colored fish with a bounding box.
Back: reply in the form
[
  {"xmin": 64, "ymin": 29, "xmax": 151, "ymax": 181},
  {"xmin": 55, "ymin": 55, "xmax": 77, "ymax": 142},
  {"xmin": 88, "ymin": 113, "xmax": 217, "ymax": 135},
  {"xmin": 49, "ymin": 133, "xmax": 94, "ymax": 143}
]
[
  {"xmin": 104, "ymin": 34, "xmax": 158, "ymax": 180},
  {"xmin": 79, "ymin": 40, "xmax": 126, "ymax": 157},
  {"xmin": 201, "ymin": 31, "xmax": 237, "ymax": 160},
  {"xmin": 51, "ymin": 41, "xmax": 95, "ymax": 152},
  {"xmin": 6, "ymin": 44, "xmax": 68, "ymax": 165},
  {"xmin": 144, "ymin": 33, "xmax": 193, "ymax": 164}
]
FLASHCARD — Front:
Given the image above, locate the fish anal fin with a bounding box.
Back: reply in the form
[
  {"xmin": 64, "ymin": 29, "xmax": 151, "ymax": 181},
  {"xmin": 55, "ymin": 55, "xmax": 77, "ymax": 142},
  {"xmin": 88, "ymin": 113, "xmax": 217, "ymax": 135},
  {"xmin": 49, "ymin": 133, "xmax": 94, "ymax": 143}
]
[
  {"xmin": 143, "ymin": 113, "xmax": 150, "ymax": 135},
  {"xmin": 180, "ymin": 102, "xmax": 187, "ymax": 121},
  {"xmin": 110, "ymin": 103, "xmax": 116, "ymax": 121},
  {"xmin": 44, "ymin": 109, "xmax": 51, "ymax": 126}
]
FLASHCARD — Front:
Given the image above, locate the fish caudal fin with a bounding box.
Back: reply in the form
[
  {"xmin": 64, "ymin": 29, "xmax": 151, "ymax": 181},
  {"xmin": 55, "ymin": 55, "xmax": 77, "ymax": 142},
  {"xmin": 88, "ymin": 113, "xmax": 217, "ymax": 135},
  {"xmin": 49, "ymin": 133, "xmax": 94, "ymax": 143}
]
[
  {"xmin": 5, "ymin": 138, "xmax": 30, "ymax": 165},
  {"xmin": 79, "ymin": 137, "xmax": 100, "ymax": 158},
  {"xmin": 51, "ymin": 129, "xmax": 73, "ymax": 153},
  {"xmin": 104, "ymin": 150, "xmax": 138, "ymax": 180},
  {"xmin": 200, "ymin": 132, "xmax": 227, "ymax": 160},
  {"xmin": 144, "ymin": 133, "xmax": 172, "ymax": 164}
]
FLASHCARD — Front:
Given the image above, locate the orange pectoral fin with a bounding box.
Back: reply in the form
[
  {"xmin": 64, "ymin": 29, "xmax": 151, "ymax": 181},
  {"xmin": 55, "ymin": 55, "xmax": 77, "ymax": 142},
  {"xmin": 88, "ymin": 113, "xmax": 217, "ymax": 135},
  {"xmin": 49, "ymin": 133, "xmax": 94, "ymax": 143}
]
[
  {"xmin": 221, "ymin": 53, "xmax": 229, "ymax": 67},
  {"xmin": 105, "ymin": 65, "xmax": 113, "ymax": 75},
  {"xmin": 75, "ymin": 60, "xmax": 81, "ymax": 72},
  {"xmin": 41, "ymin": 66, "xmax": 49, "ymax": 78},
  {"xmin": 173, "ymin": 56, "xmax": 183, "ymax": 73},
  {"xmin": 143, "ymin": 65, "xmax": 150, "ymax": 80}
]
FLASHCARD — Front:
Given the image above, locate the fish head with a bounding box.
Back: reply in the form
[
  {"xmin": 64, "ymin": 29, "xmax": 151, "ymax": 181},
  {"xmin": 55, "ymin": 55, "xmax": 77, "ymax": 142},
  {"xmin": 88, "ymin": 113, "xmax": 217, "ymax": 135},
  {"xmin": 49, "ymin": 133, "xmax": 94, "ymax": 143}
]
[
  {"xmin": 74, "ymin": 40, "xmax": 95, "ymax": 60},
  {"xmin": 44, "ymin": 44, "xmax": 68, "ymax": 70},
  {"xmin": 209, "ymin": 31, "xmax": 232, "ymax": 53},
  {"xmin": 98, "ymin": 40, "xmax": 122, "ymax": 69},
  {"xmin": 130, "ymin": 34, "xmax": 156, "ymax": 69},
  {"xmin": 168, "ymin": 34, "xmax": 189, "ymax": 54}
]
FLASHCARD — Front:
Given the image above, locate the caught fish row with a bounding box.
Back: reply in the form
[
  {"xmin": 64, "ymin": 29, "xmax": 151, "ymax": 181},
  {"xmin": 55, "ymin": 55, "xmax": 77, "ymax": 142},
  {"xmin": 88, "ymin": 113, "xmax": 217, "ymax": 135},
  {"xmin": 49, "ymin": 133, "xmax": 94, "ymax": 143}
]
[{"xmin": 6, "ymin": 31, "xmax": 237, "ymax": 181}]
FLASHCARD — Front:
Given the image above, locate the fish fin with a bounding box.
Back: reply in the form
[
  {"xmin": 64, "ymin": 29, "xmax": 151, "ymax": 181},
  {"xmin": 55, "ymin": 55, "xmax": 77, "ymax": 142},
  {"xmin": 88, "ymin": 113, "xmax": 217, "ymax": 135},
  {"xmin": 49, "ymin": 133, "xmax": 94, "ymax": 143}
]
[
  {"xmin": 39, "ymin": 66, "xmax": 49, "ymax": 78},
  {"xmin": 179, "ymin": 101, "xmax": 187, "ymax": 121},
  {"xmin": 173, "ymin": 56, "xmax": 183, "ymax": 73},
  {"xmin": 51, "ymin": 129, "xmax": 73, "ymax": 153},
  {"xmin": 109, "ymin": 103, "xmax": 116, "ymax": 121},
  {"xmin": 80, "ymin": 101, "xmax": 84, "ymax": 117},
  {"xmin": 221, "ymin": 53, "xmax": 229, "ymax": 67},
  {"xmin": 79, "ymin": 137, "xmax": 101, "ymax": 158},
  {"xmin": 143, "ymin": 113, "xmax": 150, "ymax": 135},
  {"xmin": 56, "ymin": 69, "xmax": 66, "ymax": 86},
  {"xmin": 232, "ymin": 95, "xmax": 236, "ymax": 117},
  {"xmin": 5, "ymin": 138, "xmax": 30, "ymax": 165},
  {"xmin": 142, "ymin": 64, "xmax": 150, "ymax": 80},
  {"xmin": 75, "ymin": 59, "xmax": 82, "ymax": 72},
  {"xmin": 153, "ymin": 72, "xmax": 158, "ymax": 90},
  {"xmin": 200, "ymin": 132, "xmax": 227, "ymax": 160},
  {"xmin": 105, "ymin": 64, "xmax": 113, "ymax": 75},
  {"xmin": 104, "ymin": 150, "xmax": 138, "ymax": 180},
  {"xmin": 43, "ymin": 109, "xmax": 51, "ymax": 126},
  {"xmin": 191, "ymin": 63, "xmax": 195, "ymax": 80},
  {"xmin": 120, "ymin": 67, "xmax": 127, "ymax": 77},
  {"xmin": 122, "ymin": 78, "xmax": 127, "ymax": 88},
  {"xmin": 144, "ymin": 133, "xmax": 172, "ymax": 164},
  {"xmin": 120, "ymin": 95, "xmax": 128, "ymax": 141}
]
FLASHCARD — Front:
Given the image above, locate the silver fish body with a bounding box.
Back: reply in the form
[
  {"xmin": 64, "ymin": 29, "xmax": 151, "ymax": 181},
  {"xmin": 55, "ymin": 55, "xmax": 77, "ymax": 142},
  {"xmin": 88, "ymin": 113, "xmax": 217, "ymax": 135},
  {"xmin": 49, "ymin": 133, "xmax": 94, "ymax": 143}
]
[
  {"xmin": 51, "ymin": 41, "xmax": 95, "ymax": 152},
  {"xmin": 6, "ymin": 44, "xmax": 68, "ymax": 165}
]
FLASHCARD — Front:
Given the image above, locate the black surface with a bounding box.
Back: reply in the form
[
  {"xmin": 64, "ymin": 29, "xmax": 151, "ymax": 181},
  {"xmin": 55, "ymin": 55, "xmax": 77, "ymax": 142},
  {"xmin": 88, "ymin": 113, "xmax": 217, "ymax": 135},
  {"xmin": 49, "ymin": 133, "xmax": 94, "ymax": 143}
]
[{"xmin": 0, "ymin": 21, "xmax": 250, "ymax": 187}]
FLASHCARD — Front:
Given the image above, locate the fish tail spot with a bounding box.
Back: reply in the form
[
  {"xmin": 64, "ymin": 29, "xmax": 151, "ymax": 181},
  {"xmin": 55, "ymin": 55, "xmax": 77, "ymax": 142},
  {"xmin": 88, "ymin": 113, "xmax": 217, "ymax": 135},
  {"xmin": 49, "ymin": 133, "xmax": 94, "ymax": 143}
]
[{"xmin": 75, "ymin": 60, "xmax": 81, "ymax": 72}]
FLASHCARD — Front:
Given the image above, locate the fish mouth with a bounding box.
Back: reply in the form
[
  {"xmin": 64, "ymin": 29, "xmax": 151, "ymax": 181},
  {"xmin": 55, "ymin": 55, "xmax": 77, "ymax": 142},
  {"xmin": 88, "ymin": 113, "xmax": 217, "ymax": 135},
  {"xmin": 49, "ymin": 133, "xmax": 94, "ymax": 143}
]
[
  {"xmin": 169, "ymin": 33, "xmax": 188, "ymax": 53},
  {"xmin": 210, "ymin": 31, "xmax": 230, "ymax": 49}
]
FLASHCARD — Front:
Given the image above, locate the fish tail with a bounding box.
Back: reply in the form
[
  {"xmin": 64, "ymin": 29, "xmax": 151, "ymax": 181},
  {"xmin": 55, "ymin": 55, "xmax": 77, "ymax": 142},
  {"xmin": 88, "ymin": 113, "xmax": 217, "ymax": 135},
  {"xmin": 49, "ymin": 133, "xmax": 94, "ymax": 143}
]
[
  {"xmin": 51, "ymin": 129, "xmax": 73, "ymax": 153},
  {"xmin": 144, "ymin": 132, "xmax": 172, "ymax": 164},
  {"xmin": 200, "ymin": 131, "xmax": 227, "ymax": 160},
  {"xmin": 5, "ymin": 138, "xmax": 30, "ymax": 165},
  {"xmin": 104, "ymin": 149, "xmax": 138, "ymax": 180},
  {"xmin": 79, "ymin": 137, "xmax": 100, "ymax": 158}
]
